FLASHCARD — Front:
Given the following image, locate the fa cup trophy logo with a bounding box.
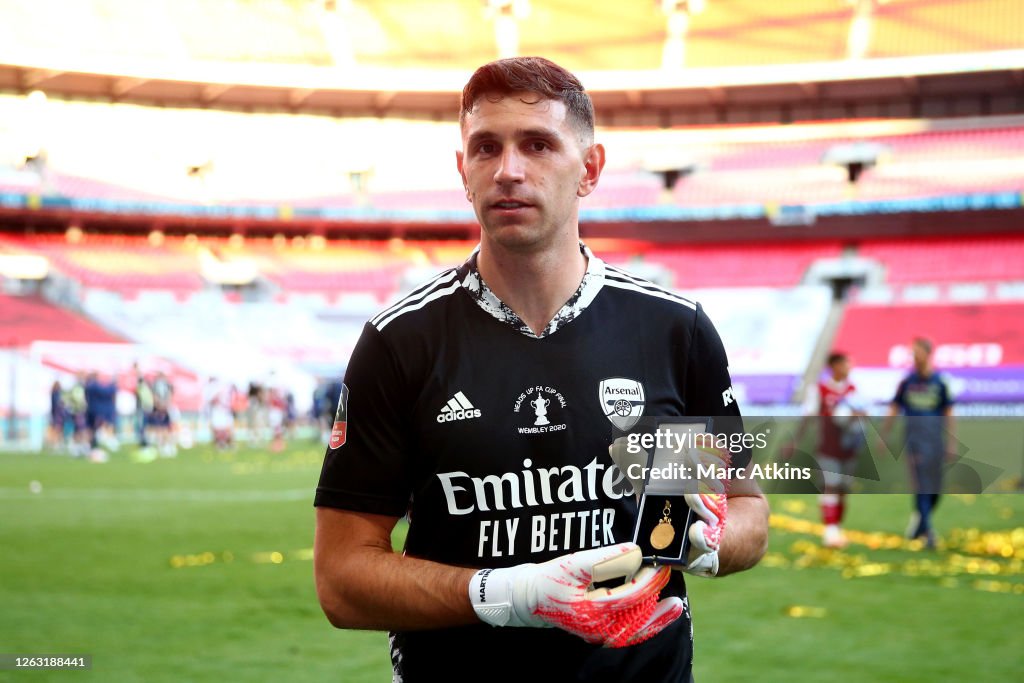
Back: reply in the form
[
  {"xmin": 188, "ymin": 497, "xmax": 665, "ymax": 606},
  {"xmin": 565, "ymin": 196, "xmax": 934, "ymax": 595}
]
[{"xmin": 530, "ymin": 395, "xmax": 551, "ymax": 426}]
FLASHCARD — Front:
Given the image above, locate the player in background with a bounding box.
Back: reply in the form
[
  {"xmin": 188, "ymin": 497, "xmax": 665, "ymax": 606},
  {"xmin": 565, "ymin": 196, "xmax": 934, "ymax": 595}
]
[
  {"xmin": 206, "ymin": 377, "xmax": 236, "ymax": 450},
  {"xmin": 47, "ymin": 380, "xmax": 67, "ymax": 451},
  {"xmin": 783, "ymin": 352, "xmax": 866, "ymax": 548},
  {"xmin": 65, "ymin": 372, "xmax": 90, "ymax": 457},
  {"xmin": 880, "ymin": 337, "xmax": 956, "ymax": 549}
]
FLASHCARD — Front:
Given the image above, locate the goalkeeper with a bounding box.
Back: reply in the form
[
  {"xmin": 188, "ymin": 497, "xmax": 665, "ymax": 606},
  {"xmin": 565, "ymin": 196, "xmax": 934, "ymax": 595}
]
[{"xmin": 314, "ymin": 56, "xmax": 769, "ymax": 682}]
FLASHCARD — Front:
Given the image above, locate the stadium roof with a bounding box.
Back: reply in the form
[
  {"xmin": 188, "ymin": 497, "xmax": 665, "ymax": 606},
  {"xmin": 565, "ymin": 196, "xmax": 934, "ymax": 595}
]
[
  {"xmin": 0, "ymin": 0, "xmax": 1022, "ymax": 122},
  {"xmin": 1, "ymin": 0, "xmax": 1022, "ymax": 71}
]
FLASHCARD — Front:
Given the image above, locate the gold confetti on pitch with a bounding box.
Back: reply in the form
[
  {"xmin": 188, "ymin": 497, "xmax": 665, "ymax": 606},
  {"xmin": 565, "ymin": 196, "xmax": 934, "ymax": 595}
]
[
  {"xmin": 785, "ymin": 605, "xmax": 827, "ymax": 618},
  {"xmin": 766, "ymin": 513, "xmax": 1024, "ymax": 595},
  {"xmin": 780, "ymin": 500, "xmax": 808, "ymax": 515},
  {"xmin": 169, "ymin": 548, "xmax": 313, "ymax": 569}
]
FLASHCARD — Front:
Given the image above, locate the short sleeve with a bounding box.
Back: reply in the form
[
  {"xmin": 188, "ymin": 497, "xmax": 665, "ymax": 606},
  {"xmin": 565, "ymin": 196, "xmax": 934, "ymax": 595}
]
[
  {"xmin": 314, "ymin": 322, "xmax": 414, "ymax": 516},
  {"xmin": 939, "ymin": 374, "xmax": 956, "ymax": 410},
  {"xmin": 892, "ymin": 378, "xmax": 908, "ymax": 409},
  {"xmin": 683, "ymin": 304, "xmax": 748, "ymax": 468}
]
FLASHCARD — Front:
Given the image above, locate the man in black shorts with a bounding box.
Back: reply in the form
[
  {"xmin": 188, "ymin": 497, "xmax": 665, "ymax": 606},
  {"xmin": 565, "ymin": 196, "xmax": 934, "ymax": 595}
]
[{"xmin": 314, "ymin": 56, "xmax": 769, "ymax": 682}]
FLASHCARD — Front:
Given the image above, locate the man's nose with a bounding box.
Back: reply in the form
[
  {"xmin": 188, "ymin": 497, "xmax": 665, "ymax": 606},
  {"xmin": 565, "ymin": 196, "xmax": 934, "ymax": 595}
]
[{"xmin": 494, "ymin": 147, "xmax": 525, "ymax": 184}]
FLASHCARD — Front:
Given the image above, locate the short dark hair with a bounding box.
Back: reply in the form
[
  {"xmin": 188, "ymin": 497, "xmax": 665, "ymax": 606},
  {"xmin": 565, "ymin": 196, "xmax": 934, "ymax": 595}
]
[
  {"xmin": 913, "ymin": 337, "xmax": 933, "ymax": 354},
  {"xmin": 827, "ymin": 351, "xmax": 848, "ymax": 366},
  {"xmin": 460, "ymin": 56, "xmax": 595, "ymax": 143}
]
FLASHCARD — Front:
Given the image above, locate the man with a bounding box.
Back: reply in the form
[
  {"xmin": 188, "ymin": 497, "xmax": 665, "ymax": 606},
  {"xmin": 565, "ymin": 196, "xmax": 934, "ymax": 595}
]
[
  {"xmin": 134, "ymin": 368, "xmax": 154, "ymax": 447},
  {"xmin": 314, "ymin": 56, "xmax": 769, "ymax": 682},
  {"xmin": 65, "ymin": 372, "xmax": 89, "ymax": 457},
  {"xmin": 881, "ymin": 337, "xmax": 956, "ymax": 549},
  {"xmin": 47, "ymin": 380, "xmax": 67, "ymax": 451},
  {"xmin": 783, "ymin": 352, "xmax": 866, "ymax": 548}
]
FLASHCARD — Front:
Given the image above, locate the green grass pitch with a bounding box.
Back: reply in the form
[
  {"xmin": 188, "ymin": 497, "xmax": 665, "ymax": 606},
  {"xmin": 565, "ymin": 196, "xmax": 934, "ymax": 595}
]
[{"xmin": 1, "ymin": 442, "xmax": 1020, "ymax": 682}]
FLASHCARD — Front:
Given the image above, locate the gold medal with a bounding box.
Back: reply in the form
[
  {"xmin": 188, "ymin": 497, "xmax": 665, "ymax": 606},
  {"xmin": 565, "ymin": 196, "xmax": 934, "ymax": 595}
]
[{"xmin": 650, "ymin": 500, "xmax": 675, "ymax": 550}]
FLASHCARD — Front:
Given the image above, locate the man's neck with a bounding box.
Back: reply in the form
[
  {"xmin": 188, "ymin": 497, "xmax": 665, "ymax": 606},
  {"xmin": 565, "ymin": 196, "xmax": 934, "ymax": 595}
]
[{"xmin": 477, "ymin": 236, "xmax": 588, "ymax": 336}]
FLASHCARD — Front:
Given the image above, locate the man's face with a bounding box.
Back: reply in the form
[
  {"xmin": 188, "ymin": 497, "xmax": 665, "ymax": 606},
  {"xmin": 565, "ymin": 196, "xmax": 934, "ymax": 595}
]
[
  {"xmin": 831, "ymin": 358, "xmax": 850, "ymax": 381},
  {"xmin": 912, "ymin": 342, "xmax": 931, "ymax": 369},
  {"xmin": 457, "ymin": 92, "xmax": 603, "ymax": 252}
]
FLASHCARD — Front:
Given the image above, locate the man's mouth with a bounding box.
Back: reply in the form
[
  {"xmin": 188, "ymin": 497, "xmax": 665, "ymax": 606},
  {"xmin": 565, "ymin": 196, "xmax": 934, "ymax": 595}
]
[{"xmin": 491, "ymin": 199, "xmax": 533, "ymax": 210}]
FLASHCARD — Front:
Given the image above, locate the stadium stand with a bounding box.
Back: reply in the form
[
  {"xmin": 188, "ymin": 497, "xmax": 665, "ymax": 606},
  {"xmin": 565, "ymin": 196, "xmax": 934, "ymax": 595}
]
[
  {"xmin": 0, "ymin": 292, "xmax": 123, "ymax": 346},
  {"xmin": 2, "ymin": 91, "xmax": 1021, "ymax": 214},
  {"xmin": 858, "ymin": 235, "xmax": 1024, "ymax": 283},
  {"xmin": 76, "ymin": 288, "xmax": 363, "ymax": 406},
  {"xmin": 642, "ymin": 241, "xmax": 843, "ymax": 288},
  {"xmin": 1, "ymin": 234, "xmax": 205, "ymax": 296},
  {"xmin": 241, "ymin": 241, "xmax": 412, "ymax": 298}
]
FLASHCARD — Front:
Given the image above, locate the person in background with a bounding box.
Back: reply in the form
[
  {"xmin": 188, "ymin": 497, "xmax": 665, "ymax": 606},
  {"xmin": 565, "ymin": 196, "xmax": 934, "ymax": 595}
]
[
  {"xmin": 783, "ymin": 351, "xmax": 867, "ymax": 548},
  {"xmin": 267, "ymin": 386, "xmax": 287, "ymax": 453},
  {"xmin": 146, "ymin": 397, "xmax": 176, "ymax": 458},
  {"xmin": 90, "ymin": 372, "xmax": 119, "ymax": 453},
  {"xmin": 285, "ymin": 391, "xmax": 296, "ymax": 438},
  {"xmin": 47, "ymin": 380, "xmax": 67, "ymax": 451},
  {"xmin": 880, "ymin": 337, "xmax": 956, "ymax": 549},
  {"xmin": 246, "ymin": 380, "xmax": 264, "ymax": 444},
  {"xmin": 135, "ymin": 372, "xmax": 155, "ymax": 446},
  {"xmin": 206, "ymin": 377, "xmax": 237, "ymax": 450},
  {"xmin": 65, "ymin": 372, "xmax": 89, "ymax": 457},
  {"xmin": 152, "ymin": 371, "xmax": 174, "ymax": 409}
]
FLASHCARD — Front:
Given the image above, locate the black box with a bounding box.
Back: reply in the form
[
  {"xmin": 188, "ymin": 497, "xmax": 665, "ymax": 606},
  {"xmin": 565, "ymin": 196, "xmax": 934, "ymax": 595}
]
[{"xmin": 629, "ymin": 417, "xmax": 713, "ymax": 566}]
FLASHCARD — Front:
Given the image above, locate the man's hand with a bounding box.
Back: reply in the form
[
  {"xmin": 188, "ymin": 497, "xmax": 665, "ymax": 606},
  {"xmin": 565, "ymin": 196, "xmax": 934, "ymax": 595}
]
[
  {"xmin": 469, "ymin": 543, "xmax": 683, "ymax": 648},
  {"xmin": 682, "ymin": 492, "xmax": 727, "ymax": 577},
  {"xmin": 678, "ymin": 438, "xmax": 730, "ymax": 577}
]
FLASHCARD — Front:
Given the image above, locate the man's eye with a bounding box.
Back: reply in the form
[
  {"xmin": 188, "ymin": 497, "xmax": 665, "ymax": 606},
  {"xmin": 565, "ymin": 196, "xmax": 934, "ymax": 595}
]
[
  {"xmin": 477, "ymin": 143, "xmax": 496, "ymax": 155},
  {"xmin": 529, "ymin": 141, "xmax": 548, "ymax": 152}
]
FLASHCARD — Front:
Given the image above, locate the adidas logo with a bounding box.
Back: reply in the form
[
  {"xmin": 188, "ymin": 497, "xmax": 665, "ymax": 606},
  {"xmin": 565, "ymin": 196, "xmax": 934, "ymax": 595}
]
[{"xmin": 436, "ymin": 391, "xmax": 482, "ymax": 423}]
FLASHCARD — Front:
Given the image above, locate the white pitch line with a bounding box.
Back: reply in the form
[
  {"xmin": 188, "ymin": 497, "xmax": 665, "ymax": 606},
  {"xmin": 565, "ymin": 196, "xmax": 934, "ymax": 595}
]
[{"xmin": 0, "ymin": 488, "xmax": 312, "ymax": 502}]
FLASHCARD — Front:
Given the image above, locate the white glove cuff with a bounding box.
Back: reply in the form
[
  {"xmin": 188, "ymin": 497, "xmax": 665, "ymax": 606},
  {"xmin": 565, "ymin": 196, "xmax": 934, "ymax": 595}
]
[{"xmin": 469, "ymin": 567, "xmax": 522, "ymax": 627}]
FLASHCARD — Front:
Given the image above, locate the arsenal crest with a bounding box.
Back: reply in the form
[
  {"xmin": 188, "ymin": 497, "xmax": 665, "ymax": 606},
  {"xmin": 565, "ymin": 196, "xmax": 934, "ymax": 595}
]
[
  {"xmin": 329, "ymin": 384, "xmax": 350, "ymax": 449},
  {"xmin": 599, "ymin": 378, "xmax": 646, "ymax": 431}
]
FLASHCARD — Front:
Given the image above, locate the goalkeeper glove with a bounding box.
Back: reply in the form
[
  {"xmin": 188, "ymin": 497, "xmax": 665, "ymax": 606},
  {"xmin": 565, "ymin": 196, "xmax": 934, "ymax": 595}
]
[
  {"xmin": 682, "ymin": 441, "xmax": 730, "ymax": 578},
  {"xmin": 469, "ymin": 542, "xmax": 683, "ymax": 648},
  {"xmin": 682, "ymin": 491, "xmax": 727, "ymax": 577},
  {"xmin": 608, "ymin": 436, "xmax": 729, "ymax": 578}
]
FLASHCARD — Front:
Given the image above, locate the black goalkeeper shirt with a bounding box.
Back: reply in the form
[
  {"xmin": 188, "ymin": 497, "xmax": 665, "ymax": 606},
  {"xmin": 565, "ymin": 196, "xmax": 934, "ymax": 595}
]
[{"xmin": 315, "ymin": 244, "xmax": 743, "ymax": 683}]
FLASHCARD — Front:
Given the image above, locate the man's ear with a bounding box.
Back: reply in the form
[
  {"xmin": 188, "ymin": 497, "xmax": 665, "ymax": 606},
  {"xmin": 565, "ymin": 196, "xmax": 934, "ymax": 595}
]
[
  {"xmin": 577, "ymin": 143, "xmax": 606, "ymax": 198},
  {"xmin": 456, "ymin": 150, "xmax": 471, "ymax": 201}
]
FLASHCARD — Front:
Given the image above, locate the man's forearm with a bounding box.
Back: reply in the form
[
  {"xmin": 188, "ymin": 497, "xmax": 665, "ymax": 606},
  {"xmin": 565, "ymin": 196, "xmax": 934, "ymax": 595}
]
[
  {"xmin": 716, "ymin": 494, "xmax": 769, "ymax": 577},
  {"xmin": 319, "ymin": 549, "xmax": 478, "ymax": 631},
  {"xmin": 314, "ymin": 509, "xmax": 478, "ymax": 631}
]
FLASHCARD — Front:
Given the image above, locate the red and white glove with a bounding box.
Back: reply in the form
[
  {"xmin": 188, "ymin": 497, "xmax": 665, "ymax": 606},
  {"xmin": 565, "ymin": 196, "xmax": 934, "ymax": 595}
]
[
  {"xmin": 469, "ymin": 542, "xmax": 683, "ymax": 648},
  {"xmin": 682, "ymin": 491, "xmax": 727, "ymax": 577},
  {"xmin": 682, "ymin": 441, "xmax": 730, "ymax": 577}
]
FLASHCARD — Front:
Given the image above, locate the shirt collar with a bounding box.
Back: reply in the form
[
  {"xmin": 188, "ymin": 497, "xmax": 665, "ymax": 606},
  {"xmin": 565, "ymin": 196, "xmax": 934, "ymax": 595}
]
[{"xmin": 457, "ymin": 242, "xmax": 606, "ymax": 339}]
